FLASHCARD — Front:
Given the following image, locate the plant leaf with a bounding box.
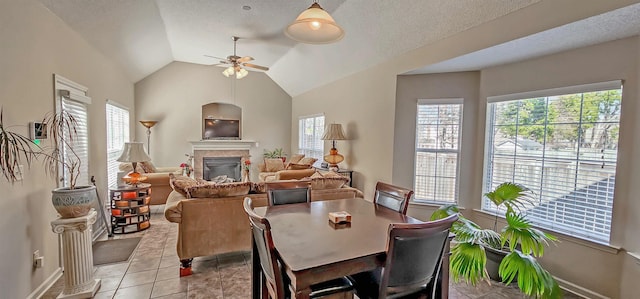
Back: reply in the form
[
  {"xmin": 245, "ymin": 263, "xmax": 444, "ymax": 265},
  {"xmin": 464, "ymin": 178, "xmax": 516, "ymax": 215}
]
[
  {"xmin": 484, "ymin": 182, "xmax": 536, "ymax": 214},
  {"xmin": 450, "ymin": 242, "xmax": 489, "ymax": 285},
  {"xmin": 502, "ymin": 212, "xmax": 558, "ymax": 256},
  {"xmin": 499, "ymin": 251, "xmax": 562, "ymax": 299}
]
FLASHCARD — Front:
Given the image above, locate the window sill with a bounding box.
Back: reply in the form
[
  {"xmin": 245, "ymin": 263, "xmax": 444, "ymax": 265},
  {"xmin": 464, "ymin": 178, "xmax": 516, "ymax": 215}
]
[
  {"xmin": 410, "ymin": 201, "xmax": 466, "ymax": 210},
  {"xmin": 472, "ymin": 209, "xmax": 621, "ymax": 255},
  {"xmin": 628, "ymin": 252, "xmax": 640, "ymax": 265}
]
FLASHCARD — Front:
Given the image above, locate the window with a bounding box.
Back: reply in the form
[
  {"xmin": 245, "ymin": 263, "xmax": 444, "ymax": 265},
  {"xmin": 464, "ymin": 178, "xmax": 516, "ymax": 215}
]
[
  {"xmin": 298, "ymin": 114, "xmax": 325, "ymax": 160},
  {"xmin": 483, "ymin": 81, "xmax": 622, "ymax": 243},
  {"xmin": 106, "ymin": 102, "xmax": 129, "ymax": 188},
  {"xmin": 414, "ymin": 99, "xmax": 463, "ymax": 203},
  {"xmin": 55, "ymin": 74, "xmax": 91, "ymax": 187}
]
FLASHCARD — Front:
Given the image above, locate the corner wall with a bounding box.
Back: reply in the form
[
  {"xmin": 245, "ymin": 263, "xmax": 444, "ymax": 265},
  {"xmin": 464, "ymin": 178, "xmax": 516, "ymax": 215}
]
[
  {"xmin": 134, "ymin": 62, "xmax": 291, "ymax": 180},
  {"xmin": 0, "ymin": 1, "xmax": 134, "ymax": 298}
]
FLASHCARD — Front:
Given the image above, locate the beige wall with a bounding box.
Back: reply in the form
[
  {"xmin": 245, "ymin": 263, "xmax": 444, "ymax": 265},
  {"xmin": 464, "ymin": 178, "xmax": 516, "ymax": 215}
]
[
  {"xmin": 0, "ymin": 1, "xmax": 134, "ymax": 298},
  {"xmin": 134, "ymin": 62, "xmax": 291, "ymax": 180},
  {"xmin": 393, "ymin": 72, "xmax": 480, "ymax": 209}
]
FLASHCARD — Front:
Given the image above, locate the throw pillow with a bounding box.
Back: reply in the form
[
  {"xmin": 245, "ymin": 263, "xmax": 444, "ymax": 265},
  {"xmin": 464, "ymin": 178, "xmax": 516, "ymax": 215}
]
[
  {"xmin": 298, "ymin": 157, "xmax": 318, "ymax": 166},
  {"xmin": 310, "ymin": 176, "xmax": 349, "ymax": 190},
  {"xmin": 289, "ymin": 154, "xmax": 305, "ymax": 164},
  {"xmin": 251, "ymin": 182, "xmax": 267, "ymax": 194},
  {"xmin": 169, "ymin": 173, "xmax": 200, "ymax": 197},
  {"xmin": 310, "ymin": 171, "xmax": 324, "ymax": 179},
  {"xmin": 264, "ymin": 158, "xmax": 285, "ymax": 172},
  {"xmin": 187, "ymin": 182, "xmax": 252, "ymax": 198},
  {"xmin": 286, "ymin": 163, "xmax": 312, "ymax": 170},
  {"xmin": 140, "ymin": 161, "xmax": 157, "ymax": 173}
]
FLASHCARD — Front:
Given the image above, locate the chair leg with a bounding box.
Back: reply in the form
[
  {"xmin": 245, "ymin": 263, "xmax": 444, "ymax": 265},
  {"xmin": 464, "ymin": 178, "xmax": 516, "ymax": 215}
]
[{"xmin": 180, "ymin": 258, "xmax": 193, "ymax": 277}]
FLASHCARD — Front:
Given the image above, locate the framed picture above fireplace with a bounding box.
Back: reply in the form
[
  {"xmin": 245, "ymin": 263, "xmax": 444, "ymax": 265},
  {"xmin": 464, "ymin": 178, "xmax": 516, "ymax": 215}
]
[{"xmin": 203, "ymin": 119, "xmax": 240, "ymax": 140}]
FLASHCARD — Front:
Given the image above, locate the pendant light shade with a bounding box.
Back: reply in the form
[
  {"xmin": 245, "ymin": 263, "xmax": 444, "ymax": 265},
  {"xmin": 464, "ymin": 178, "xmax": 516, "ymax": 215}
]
[{"xmin": 285, "ymin": 2, "xmax": 344, "ymax": 44}]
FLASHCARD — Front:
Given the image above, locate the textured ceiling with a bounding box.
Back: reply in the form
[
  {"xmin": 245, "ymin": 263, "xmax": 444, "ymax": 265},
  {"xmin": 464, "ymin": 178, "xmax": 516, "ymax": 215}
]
[{"xmin": 36, "ymin": 0, "xmax": 640, "ymax": 96}]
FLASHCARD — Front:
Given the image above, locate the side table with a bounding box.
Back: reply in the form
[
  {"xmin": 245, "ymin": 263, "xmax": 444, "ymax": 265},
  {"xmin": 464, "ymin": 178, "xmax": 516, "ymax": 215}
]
[
  {"xmin": 315, "ymin": 167, "xmax": 354, "ymax": 187},
  {"xmin": 109, "ymin": 183, "xmax": 151, "ymax": 234}
]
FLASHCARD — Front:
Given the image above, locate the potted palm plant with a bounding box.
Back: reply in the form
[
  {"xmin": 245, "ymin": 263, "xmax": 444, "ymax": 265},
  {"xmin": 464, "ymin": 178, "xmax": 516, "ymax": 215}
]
[
  {"xmin": 41, "ymin": 110, "xmax": 97, "ymax": 218},
  {"xmin": 0, "ymin": 108, "xmax": 95, "ymax": 218},
  {"xmin": 431, "ymin": 182, "xmax": 562, "ymax": 298}
]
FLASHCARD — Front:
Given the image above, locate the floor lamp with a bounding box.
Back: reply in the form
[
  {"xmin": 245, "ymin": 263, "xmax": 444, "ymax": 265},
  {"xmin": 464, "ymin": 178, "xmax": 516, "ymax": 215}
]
[{"xmin": 139, "ymin": 121, "xmax": 158, "ymax": 155}]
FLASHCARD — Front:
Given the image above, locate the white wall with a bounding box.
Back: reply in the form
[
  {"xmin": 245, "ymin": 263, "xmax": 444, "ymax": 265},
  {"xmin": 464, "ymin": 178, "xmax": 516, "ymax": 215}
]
[
  {"xmin": 134, "ymin": 62, "xmax": 291, "ymax": 180},
  {"xmin": 0, "ymin": 1, "xmax": 134, "ymax": 298}
]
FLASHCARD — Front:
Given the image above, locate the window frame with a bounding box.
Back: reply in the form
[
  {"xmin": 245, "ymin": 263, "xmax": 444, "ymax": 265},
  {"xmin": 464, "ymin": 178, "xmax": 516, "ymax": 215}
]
[
  {"xmin": 106, "ymin": 100, "xmax": 130, "ymax": 189},
  {"xmin": 413, "ymin": 98, "xmax": 463, "ymax": 204},
  {"xmin": 482, "ymin": 80, "xmax": 623, "ymax": 244},
  {"xmin": 298, "ymin": 114, "xmax": 325, "ymax": 161}
]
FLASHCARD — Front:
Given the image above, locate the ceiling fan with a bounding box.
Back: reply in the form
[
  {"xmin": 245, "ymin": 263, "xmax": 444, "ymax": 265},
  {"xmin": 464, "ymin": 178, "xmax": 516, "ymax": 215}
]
[{"xmin": 206, "ymin": 36, "xmax": 269, "ymax": 79}]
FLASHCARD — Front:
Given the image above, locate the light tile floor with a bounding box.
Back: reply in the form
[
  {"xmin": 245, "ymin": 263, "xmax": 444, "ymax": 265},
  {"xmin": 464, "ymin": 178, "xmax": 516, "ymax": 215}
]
[{"xmin": 42, "ymin": 205, "xmax": 582, "ymax": 299}]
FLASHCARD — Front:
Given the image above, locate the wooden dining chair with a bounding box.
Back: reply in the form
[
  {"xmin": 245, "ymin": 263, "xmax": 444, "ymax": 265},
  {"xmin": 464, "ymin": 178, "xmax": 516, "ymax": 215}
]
[
  {"xmin": 265, "ymin": 180, "xmax": 311, "ymax": 206},
  {"xmin": 243, "ymin": 197, "xmax": 354, "ymax": 299},
  {"xmin": 373, "ymin": 182, "xmax": 414, "ymax": 215},
  {"xmin": 348, "ymin": 214, "xmax": 459, "ymax": 299}
]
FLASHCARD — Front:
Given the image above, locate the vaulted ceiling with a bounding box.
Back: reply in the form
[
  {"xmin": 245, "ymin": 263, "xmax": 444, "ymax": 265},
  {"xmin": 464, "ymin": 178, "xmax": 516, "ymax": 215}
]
[{"xmin": 37, "ymin": 0, "xmax": 640, "ymax": 97}]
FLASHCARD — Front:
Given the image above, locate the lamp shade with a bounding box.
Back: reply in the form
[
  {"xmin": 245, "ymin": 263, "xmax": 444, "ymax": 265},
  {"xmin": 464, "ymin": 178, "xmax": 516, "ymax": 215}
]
[
  {"xmin": 116, "ymin": 142, "xmax": 151, "ymax": 163},
  {"xmin": 322, "ymin": 123, "xmax": 347, "ymax": 140},
  {"xmin": 285, "ymin": 2, "xmax": 344, "ymax": 44},
  {"xmin": 139, "ymin": 121, "xmax": 158, "ymax": 129}
]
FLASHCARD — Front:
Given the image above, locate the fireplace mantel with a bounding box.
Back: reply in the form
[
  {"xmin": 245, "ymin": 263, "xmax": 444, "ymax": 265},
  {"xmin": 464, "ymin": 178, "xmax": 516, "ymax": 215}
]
[
  {"xmin": 190, "ymin": 140, "xmax": 256, "ymax": 151},
  {"xmin": 190, "ymin": 140, "xmax": 255, "ymax": 180}
]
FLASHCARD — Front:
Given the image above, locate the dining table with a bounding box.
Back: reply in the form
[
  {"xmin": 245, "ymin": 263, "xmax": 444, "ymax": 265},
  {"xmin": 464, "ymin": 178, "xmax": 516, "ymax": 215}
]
[{"xmin": 251, "ymin": 197, "xmax": 453, "ymax": 299}]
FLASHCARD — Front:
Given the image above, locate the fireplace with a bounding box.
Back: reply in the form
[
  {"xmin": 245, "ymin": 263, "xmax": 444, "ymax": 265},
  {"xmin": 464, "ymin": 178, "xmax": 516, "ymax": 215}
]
[
  {"xmin": 190, "ymin": 140, "xmax": 256, "ymax": 180},
  {"xmin": 203, "ymin": 157, "xmax": 242, "ymax": 182}
]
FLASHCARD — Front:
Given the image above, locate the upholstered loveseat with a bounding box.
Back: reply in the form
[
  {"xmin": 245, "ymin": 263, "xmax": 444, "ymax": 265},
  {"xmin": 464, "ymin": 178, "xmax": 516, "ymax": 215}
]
[
  {"xmin": 119, "ymin": 162, "xmax": 181, "ymax": 205},
  {"xmin": 164, "ymin": 174, "xmax": 363, "ymax": 275},
  {"xmin": 258, "ymin": 155, "xmax": 318, "ymax": 182}
]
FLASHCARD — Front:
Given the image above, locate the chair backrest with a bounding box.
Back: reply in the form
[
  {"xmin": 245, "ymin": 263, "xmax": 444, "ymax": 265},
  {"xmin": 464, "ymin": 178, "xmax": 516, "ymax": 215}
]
[
  {"xmin": 266, "ymin": 180, "xmax": 311, "ymax": 206},
  {"xmin": 374, "ymin": 181, "xmax": 413, "ymax": 215},
  {"xmin": 243, "ymin": 197, "xmax": 286, "ymax": 299},
  {"xmin": 378, "ymin": 214, "xmax": 459, "ymax": 298}
]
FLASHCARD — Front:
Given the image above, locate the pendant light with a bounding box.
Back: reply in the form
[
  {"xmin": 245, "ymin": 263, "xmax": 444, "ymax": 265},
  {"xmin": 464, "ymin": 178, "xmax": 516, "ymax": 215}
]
[{"xmin": 285, "ymin": 1, "xmax": 344, "ymax": 44}]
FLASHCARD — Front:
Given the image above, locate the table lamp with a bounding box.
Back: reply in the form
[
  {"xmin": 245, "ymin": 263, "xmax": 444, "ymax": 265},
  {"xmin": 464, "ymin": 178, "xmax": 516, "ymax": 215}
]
[
  {"xmin": 321, "ymin": 123, "xmax": 347, "ymax": 170},
  {"xmin": 116, "ymin": 142, "xmax": 151, "ymax": 185}
]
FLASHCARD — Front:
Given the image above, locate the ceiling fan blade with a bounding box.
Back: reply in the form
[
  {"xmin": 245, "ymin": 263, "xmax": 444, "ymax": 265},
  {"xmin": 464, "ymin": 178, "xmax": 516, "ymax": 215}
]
[
  {"xmin": 243, "ymin": 63, "xmax": 269, "ymax": 71},
  {"xmin": 204, "ymin": 54, "xmax": 229, "ymax": 61},
  {"xmin": 237, "ymin": 56, "xmax": 254, "ymax": 63}
]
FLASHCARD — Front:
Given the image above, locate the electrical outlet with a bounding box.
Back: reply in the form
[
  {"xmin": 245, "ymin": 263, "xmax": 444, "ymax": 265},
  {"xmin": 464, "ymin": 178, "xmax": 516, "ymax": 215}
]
[{"xmin": 33, "ymin": 250, "xmax": 43, "ymax": 268}]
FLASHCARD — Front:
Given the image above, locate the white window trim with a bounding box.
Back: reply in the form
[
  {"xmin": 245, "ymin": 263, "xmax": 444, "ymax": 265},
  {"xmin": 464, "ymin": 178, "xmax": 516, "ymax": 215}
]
[
  {"xmin": 298, "ymin": 113, "xmax": 325, "ymax": 160},
  {"xmin": 413, "ymin": 98, "xmax": 463, "ymax": 203},
  {"xmin": 482, "ymin": 81, "xmax": 623, "ymax": 244}
]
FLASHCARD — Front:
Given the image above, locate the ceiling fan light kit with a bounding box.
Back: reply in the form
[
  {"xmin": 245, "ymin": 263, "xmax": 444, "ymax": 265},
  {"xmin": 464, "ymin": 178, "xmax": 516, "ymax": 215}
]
[{"xmin": 285, "ymin": 1, "xmax": 344, "ymax": 44}]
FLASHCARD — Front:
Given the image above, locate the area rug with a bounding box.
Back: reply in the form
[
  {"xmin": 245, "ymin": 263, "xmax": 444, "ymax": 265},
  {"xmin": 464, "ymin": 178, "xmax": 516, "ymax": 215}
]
[{"xmin": 92, "ymin": 237, "xmax": 141, "ymax": 265}]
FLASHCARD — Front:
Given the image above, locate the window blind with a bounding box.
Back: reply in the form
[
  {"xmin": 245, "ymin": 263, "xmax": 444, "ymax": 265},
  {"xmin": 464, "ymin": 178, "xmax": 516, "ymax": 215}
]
[
  {"xmin": 483, "ymin": 83, "xmax": 622, "ymax": 244},
  {"xmin": 414, "ymin": 99, "xmax": 463, "ymax": 203},
  {"xmin": 106, "ymin": 102, "xmax": 129, "ymax": 188},
  {"xmin": 298, "ymin": 114, "xmax": 325, "ymax": 160},
  {"xmin": 59, "ymin": 95, "xmax": 90, "ymax": 187}
]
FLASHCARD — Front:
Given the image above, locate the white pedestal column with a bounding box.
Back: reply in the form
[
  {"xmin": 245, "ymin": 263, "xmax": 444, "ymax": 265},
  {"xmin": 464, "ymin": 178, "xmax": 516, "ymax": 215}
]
[{"xmin": 51, "ymin": 209, "xmax": 101, "ymax": 299}]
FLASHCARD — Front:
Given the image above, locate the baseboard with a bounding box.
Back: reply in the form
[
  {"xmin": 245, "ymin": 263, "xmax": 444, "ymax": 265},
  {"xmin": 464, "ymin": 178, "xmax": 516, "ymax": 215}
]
[
  {"xmin": 27, "ymin": 267, "xmax": 62, "ymax": 299},
  {"xmin": 555, "ymin": 276, "xmax": 610, "ymax": 299}
]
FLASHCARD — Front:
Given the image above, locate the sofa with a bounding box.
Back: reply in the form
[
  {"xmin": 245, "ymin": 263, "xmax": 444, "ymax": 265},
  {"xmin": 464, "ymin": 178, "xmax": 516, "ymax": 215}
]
[
  {"xmin": 258, "ymin": 155, "xmax": 318, "ymax": 182},
  {"xmin": 119, "ymin": 162, "xmax": 181, "ymax": 205},
  {"xmin": 164, "ymin": 174, "xmax": 363, "ymax": 275}
]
